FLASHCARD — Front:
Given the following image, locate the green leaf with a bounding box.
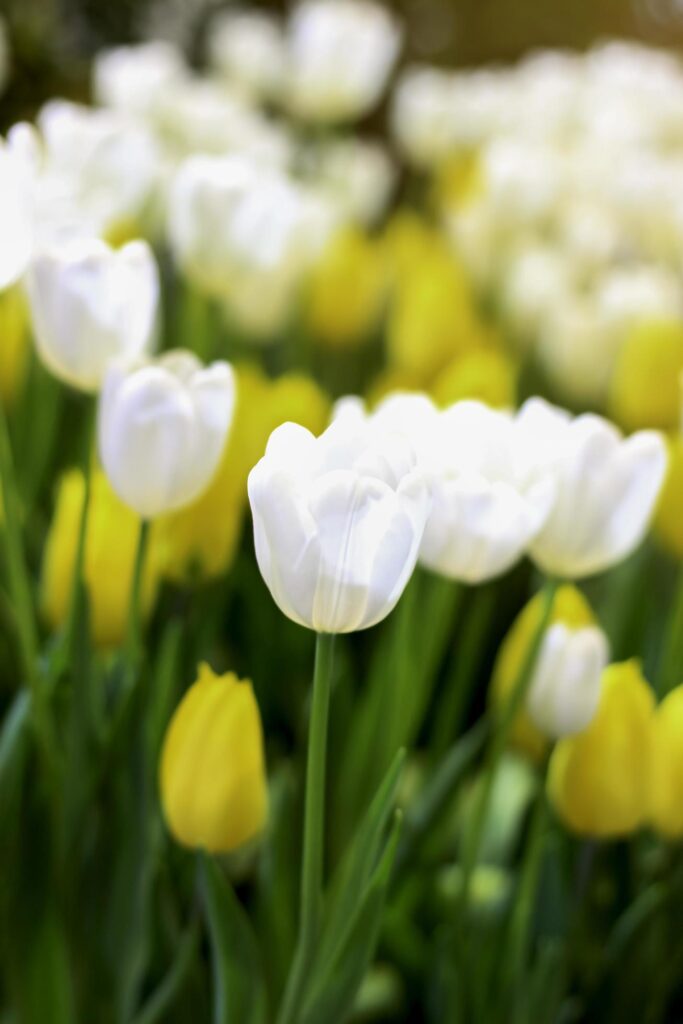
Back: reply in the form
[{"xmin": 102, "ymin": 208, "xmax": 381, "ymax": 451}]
[
  {"xmin": 14, "ymin": 904, "xmax": 76, "ymax": 1024},
  {"xmin": 0, "ymin": 690, "xmax": 31, "ymax": 820},
  {"xmin": 130, "ymin": 920, "xmax": 200, "ymax": 1024},
  {"xmin": 299, "ymin": 813, "xmax": 402, "ymax": 1024},
  {"xmin": 144, "ymin": 618, "xmax": 183, "ymax": 777},
  {"xmin": 317, "ymin": 748, "xmax": 405, "ymax": 975},
  {"xmin": 200, "ymin": 853, "xmax": 268, "ymax": 1024}
]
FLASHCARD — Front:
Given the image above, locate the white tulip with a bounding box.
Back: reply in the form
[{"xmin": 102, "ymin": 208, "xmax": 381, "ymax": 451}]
[
  {"xmin": 528, "ymin": 618, "xmax": 606, "ymax": 741},
  {"xmin": 391, "ymin": 66, "xmax": 458, "ymax": 168},
  {"xmin": 0, "ymin": 139, "xmax": 33, "ymax": 290},
  {"xmin": 99, "ymin": 351, "xmax": 235, "ymax": 519},
  {"xmin": 517, "ymin": 398, "xmax": 667, "ymax": 579},
  {"xmin": 286, "ymin": 0, "xmax": 401, "ymax": 124},
  {"xmin": 307, "ymin": 137, "xmax": 395, "ymax": 226},
  {"xmin": 248, "ymin": 417, "xmax": 430, "ymax": 633},
  {"xmin": 94, "ymin": 42, "xmax": 188, "ymax": 120},
  {"xmin": 26, "ymin": 237, "xmax": 159, "ymax": 392},
  {"xmin": 526, "ymin": 623, "xmax": 609, "ymax": 739},
  {"xmin": 335, "ymin": 394, "xmax": 555, "ymax": 583},
  {"xmin": 208, "ymin": 10, "xmax": 285, "ymax": 102}
]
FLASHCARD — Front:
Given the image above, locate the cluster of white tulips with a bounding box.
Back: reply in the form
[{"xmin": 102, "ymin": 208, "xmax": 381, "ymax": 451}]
[{"xmin": 393, "ymin": 42, "xmax": 683, "ymax": 405}]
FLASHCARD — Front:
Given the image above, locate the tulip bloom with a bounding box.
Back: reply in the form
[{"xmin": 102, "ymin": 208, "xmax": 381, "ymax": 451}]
[
  {"xmin": 548, "ymin": 660, "xmax": 654, "ymax": 837},
  {"xmin": 518, "ymin": 398, "xmax": 667, "ymax": 579},
  {"xmin": 42, "ymin": 468, "xmax": 160, "ymax": 648},
  {"xmin": 286, "ymin": 0, "xmax": 401, "ymax": 124},
  {"xmin": 99, "ymin": 350, "xmax": 235, "ymax": 519},
  {"xmin": 649, "ymin": 686, "xmax": 683, "ymax": 839},
  {"xmin": 26, "ymin": 237, "xmax": 159, "ymax": 393},
  {"xmin": 160, "ymin": 664, "xmax": 267, "ymax": 853},
  {"xmin": 490, "ymin": 584, "xmax": 602, "ymax": 759},
  {"xmin": 248, "ymin": 416, "xmax": 430, "ymax": 633}
]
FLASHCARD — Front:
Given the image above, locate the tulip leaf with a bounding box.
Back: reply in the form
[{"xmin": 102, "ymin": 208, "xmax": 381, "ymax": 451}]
[
  {"xmin": 0, "ymin": 689, "xmax": 31, "ymax": 819},
  {"xmin": 316, "ymin": 747, "xmax": 405, "ymax": 976},
  {"xmin": 144, "ymin": 617, "xmax": 184, "ymax": 776},
  {"xmin": 131, "ymin": 920, "xmax": 200, "ymax": 1024},
  {"xmin": 200, "ymin": 853, "xmax": 268, "ymax": 1024},
  {"xmin": 13, "ymin": 903, "xmax": 76, "ymax": 1024},
  {"xmin": 299, "ymin": 812, "xmax": 402, "ymax": 1024}
]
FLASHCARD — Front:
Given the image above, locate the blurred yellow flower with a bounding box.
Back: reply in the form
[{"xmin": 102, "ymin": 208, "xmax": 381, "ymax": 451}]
[
  {"xmin": 653, "ymin": 433, "xmax": 683, "ymax": 559},
  {"xmin": 649, "ymin": 685, "xmax": 683, "ymax": 839},
  {"xmin": 430, "ymin": 152, "xmax": 483, "ymax": 214},
  {"xmin": 547, "ymin": 660, "xmax": 654, "ymax": 837},
  {"xmin": 160, "ymin": 662, "xmax": 267, "ymax": 853},
  {"xmin": 432, "ymin": 346, "xmax": 517, "ymax": 409},
  {"xmin": 155, "ymin": 364, "xmax": 330, "ymax": 583},
  {"xmin": 305, "ymin": 226, "xmax": 387, "ymax": 349},
  {"xmin": 386, "ymin": 239, "xmax": 484, "ymax": 382},
  {"xmin": 0, "ymin": 284, "xmax": 30, "ymax": 407},
  {"xmin": 382, "ymin": 210, "xmax": 442, "ymax": 285},
  {"xmin": 489, "ymin": 585, "xmax": 598, "ymax": 761},
  {"xmin": 608, "ymin": 319, "xmax": 683, "ymax": 432},
  {"xmin": 42, "ymin": 468, "xmax": 160, "ymax": 648}
]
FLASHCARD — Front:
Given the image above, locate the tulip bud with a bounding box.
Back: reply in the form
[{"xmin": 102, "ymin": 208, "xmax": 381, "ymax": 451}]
[
  {"xmin": 305, "ymin": 227, "xmax": 387, "ymax": 349},
  {"xmin": 41, "ymin": 468, "xmax": 160, "ymax": 648},
  {"xmin": 0, "ymin": 284, "xmax": 29, "ymax": 407},
  {"xmin": 649, "ymin": 686, "xmax": 683, "ymax": 839},
  {"xmin": 517, "ymin": 398, "xmax": 667, "ymax": 579},
  {"xmin": 26, "ymin": 237, "xmax": 159, "ymax": 393},
  {"xmin": 526, "ymin": 622, "xmax": 609, "ymax": 739},
  {"xmin": 608, "ymin": 320, "xmax": 683, "ymax": 432},
  {"xmin": 547, "ymin": 660, "xmax": 654, "ymax": 837},
  {"xmin": 490, "ymin": 585, "xmax": 600, "ymax": 760},
  {"xmin": 160, "ymin": 663, "xmax": 267, "ymax": 853},
  {"xmin": 248, "ymin": 416, "xmax": 430, "ymax": 633},
  {"xmin": 286, "ymin": 0, "xmax": 401, "ymax": 124},
  {"xmin": 98, "ymin": 350, "xmax": 235, "ymax": 519}
]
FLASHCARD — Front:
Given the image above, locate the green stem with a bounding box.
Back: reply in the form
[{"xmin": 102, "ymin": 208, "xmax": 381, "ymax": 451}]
[
  {"xmin": 658, "ymin": 562, "xmax": 683, "ymax": 697},
  {"xmin": 64, "ymin": 399, "xmax": 95, "ymax": 657},
  {"xmin": 432, "ymin": 584, "xmax": 495, "ymax": 759},
  {"xmin": 125, "ymin": 519, "xmax": 151, "ymax": 669},
  {"xmin": 0, "ymin": 397, "xmax": 38, "ymax": 685},
  {"xmin": 278, "ymin": 632, "xmax": 336, "ymax": 1024},
  {"xmin": 459, "ymin": 578, "xmax": 558, "ymax": 913}
]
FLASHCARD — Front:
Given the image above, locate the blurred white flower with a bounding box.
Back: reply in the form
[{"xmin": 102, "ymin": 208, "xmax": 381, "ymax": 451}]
[
  {"xmin": 0, "ymin": 139, "xmax": 33, "ymax": 290},
  {"xmin": 286, "ymin": 0, "xmax": 401, "ymax": 123},
  {"xmin": 36, "ymin": 100, "xmax": 162, "ymax": 236},
  {"xmin": 526, "ymin": 623, "xmax": 609, "ymax": 739},
  {"xmin": 208, "ymin": 10, "xmax": 285, "ymax": 102},
  {"xmin": 305, "ymin": 138, "xmax": 395, "ymax": 226},
  {"xmin": 93, "ymin": 42, "xmax": 188, "ymax": 120},
  {"xmin": 391, "ymin": 66, "xmax": 457, "ymax": 168},
  {"xmin": 248, "ymin": 416, "xmax": 429, "ymax": 633},
  {"xmin": 168, "ymin": 153, "xmax": 339, "ymax": 333},
  {"xmin": 99, "ymin": 350, "xmax": 235, "ymax": 518},
  {"xmin": 518, "ymin": 398, "xmax": 667, "ymax": 579},
  {"xmin": 26, "ymin": 237, "xmax": 159, "ymax": 392}
]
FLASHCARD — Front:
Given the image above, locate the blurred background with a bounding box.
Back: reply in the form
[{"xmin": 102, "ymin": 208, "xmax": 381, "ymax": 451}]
[{"xmin": 2, "ymin": 0, "xmax": 683, "ymax": 129}]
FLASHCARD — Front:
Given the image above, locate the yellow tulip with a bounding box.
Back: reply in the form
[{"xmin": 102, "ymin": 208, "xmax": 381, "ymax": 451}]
[
  {"xmin": 432, "ymin": 346, "xmax": 518, "ymax": 409},
  {"xmin": 160, "ymin": 663, "xmax": 267, "ymax": 853},
  {"xmin": 489, "ymin": 585, "xmax": 598, "ymax": 761},
  {"xmin": 382, "ymin": 210, "xmax": 442, "ymax": 285},
  {"xmin": 650, "ymin": 685, "xmax": 683, "ymax": 839},
  {"xmin": 0, "ymin": 284, "xmax": 30, "ymax": 408},
  {"xmin": 41, "ymin": 468, "xmax": 160, "ymax": 648},
  {"xmin": 608, "ymin": 319, "xmax": 683, "ymax": 432},
  {"xmin": 653, "ymin": 433, "xmax": 683, "ymax": 560},
  {"xmin": 305, "ymin": 227, "xmax": 387, "ymax": 349},
  {"xmin": 547, "ymin": 660, "xmax": 654, "ymax": 837},
  {"xmin": 155, "ymin": 364, "xmax": 330, "ymax": 583},
  {"xmin": 386, "ymin": 246, "xmax": 483, "ymax": 382},
  {"xmin": 430, "ymin": 152, "xmax": 483, "ymax": 215}
]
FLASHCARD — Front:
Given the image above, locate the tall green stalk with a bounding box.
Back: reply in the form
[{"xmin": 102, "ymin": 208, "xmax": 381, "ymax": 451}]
[{"xmin": 278, "ymin": 632, "xmax": 336, "ymax": 1024}]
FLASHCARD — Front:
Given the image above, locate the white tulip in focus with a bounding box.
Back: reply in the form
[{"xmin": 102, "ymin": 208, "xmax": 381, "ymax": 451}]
[
  {"xmin": 99, "ymin": 351, "xmax": 235, "ymax": 519},
  {"xmin": 286, "ymin": 0, "xmax": 401, "ymax": 124},
  {"xmin": 335, "ymin": 393, "xmax": 555, "ymax": 584},
  {"xmin": 0, "ymin": 139, "xmax": 33, "ymax": 290},
  {"xmin": 26, "ymin": 237, "xmax": 159, "ymax": 392},
  {"xmin": 94, "ymin": 42, "xmax": 188, "ymax": 120},
  {"xmin": 526, "ymin": 623, "xmax": 609, "ymax": 738},
  {"xmin": 208, "ymin": 10, "xmax": 285, "ymax": 102},
  {"xmin": 518, "ymin": 398, "xmax": 667, "ymax": 578},
  {"xmin": 248, "ymin": 417, "xmax": 430, "ymax": 633}
]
